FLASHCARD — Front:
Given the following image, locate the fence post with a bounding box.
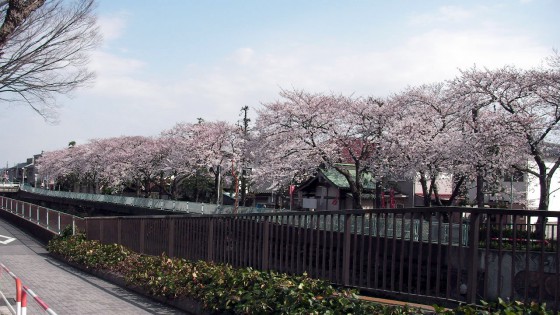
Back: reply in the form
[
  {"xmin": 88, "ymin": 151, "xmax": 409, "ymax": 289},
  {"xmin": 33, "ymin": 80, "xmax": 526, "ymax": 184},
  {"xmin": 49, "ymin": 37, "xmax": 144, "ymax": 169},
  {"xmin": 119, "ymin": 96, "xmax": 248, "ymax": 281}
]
[
  {"xmin": 168, "ymin": 218, "xmax": 175, "ymax": 257},
  {"xmin": 342, "ymin": 214, "xmax": 352, "ymax": 286},
  {"xmin": 262, "ymin": 217, "xmax": 271, "ymax": 271},
  {"xmin": 100, "ymin": 220, "xmax": 104, "ymax": 243},
  {"xmin": 46, "ymin": 210, "xmax": 49, "ymax": 230},
  {"xmin": 140, "ymin": 219, "xmax": 145, "ymax": 254},
  {"xmin": 58, "ymin": 212, "xmax": 61, "ymax": 234},
  {"xmin": 207, "ymin": 218, "xmax": 214, "ymax": 262},
  {"xmin": 466, "ymin": 211, "xmax": 480, "ymax": 304},
  {"xmin": 117, "ymin": 218, "xmax": 122, "ymax": 245}
]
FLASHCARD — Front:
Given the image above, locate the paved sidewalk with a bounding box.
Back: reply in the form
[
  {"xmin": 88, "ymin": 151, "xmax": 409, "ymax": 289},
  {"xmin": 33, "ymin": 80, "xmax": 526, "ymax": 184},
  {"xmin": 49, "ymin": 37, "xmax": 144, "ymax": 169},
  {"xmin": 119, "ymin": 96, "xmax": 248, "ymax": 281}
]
[{"xmin": 0, "ymin": 218, "xmax": 186, "ymax": 315}]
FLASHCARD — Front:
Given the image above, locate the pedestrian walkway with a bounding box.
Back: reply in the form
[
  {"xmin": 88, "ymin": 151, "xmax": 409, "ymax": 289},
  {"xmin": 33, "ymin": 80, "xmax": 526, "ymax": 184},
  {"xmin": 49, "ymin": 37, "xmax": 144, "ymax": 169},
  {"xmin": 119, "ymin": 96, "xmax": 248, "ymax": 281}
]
[{"xmin": 0, "ymin": 217, "xmax": 185, "ymax": 315}]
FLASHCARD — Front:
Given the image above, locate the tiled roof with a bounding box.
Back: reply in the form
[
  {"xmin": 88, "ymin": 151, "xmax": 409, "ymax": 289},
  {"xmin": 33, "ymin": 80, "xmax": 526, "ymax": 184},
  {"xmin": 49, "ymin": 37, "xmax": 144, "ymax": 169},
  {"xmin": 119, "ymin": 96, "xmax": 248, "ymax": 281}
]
[{"xmin": 321, "ymin": 166, "xmax": 376, "ymax": 190}]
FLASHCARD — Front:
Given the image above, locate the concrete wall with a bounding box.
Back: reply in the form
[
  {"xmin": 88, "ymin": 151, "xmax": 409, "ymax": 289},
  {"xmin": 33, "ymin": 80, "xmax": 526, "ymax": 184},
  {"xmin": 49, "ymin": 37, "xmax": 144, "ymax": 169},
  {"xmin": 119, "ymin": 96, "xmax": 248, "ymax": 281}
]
[{"xmin": 479, "ymin": 249, "xmax": 558, "ymax": 302}]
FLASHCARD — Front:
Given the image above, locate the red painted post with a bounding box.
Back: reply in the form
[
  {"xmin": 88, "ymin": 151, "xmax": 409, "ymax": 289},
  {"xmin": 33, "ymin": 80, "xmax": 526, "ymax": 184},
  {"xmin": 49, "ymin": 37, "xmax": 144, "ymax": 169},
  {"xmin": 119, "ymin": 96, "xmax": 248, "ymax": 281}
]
[{"xmin": 16, "ymin": 278, "xmax": 22, "ymax": 315}]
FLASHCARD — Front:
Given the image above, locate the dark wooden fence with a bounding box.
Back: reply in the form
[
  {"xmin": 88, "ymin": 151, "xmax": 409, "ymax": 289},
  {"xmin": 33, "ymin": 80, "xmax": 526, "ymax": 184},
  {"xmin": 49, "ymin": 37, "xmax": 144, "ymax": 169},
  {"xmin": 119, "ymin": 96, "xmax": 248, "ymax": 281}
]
[{"xmin": 85, "ymin": 207, "xmax": 559, "ymax": 310}]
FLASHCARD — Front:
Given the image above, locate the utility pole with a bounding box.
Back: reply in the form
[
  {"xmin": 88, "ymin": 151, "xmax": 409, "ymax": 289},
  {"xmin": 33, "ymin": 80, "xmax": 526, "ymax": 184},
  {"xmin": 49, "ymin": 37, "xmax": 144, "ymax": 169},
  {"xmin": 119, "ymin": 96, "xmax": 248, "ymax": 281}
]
[
  {"xmin": 239, "ymin": 106, "xmax": 250, "ymax": 206},
  {"xmin": 216, "ymin": 165, "xmax": 221, "ymax": 205}
]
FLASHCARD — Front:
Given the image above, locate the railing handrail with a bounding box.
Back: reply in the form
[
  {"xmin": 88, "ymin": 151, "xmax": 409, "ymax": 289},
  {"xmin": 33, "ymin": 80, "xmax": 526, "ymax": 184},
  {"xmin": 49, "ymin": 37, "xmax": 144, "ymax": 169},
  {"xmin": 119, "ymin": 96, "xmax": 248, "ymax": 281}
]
[
  {"xmin": 19, "ymin": 185, "xmax": 287, "ymax": 215},
  {"xmin": 0, "ymin": 182, "xmax": 20, "ymax": 187},
  {"xmin": 0, "ymin": 196, "xmax": 85, "ymax": 235},
  {"xmin": 3, "ymin": 192, "xmax": 558, "ymax": 310}
]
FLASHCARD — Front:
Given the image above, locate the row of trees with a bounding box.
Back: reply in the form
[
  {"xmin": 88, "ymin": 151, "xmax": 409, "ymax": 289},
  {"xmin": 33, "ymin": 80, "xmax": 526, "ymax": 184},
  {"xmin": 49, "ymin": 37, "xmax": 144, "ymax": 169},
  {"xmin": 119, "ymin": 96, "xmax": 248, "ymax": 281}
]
[{"xmin": 37, "ymin": 53, "xmax": 560, "ymax": 210}]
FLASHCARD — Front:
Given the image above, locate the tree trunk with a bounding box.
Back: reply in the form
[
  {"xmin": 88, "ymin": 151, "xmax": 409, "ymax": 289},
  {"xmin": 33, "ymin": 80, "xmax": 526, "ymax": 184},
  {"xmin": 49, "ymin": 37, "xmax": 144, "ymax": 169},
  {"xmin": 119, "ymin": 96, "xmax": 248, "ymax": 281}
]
[
  {"xmin": 194, "ymin": 174, "xmax": 200, "ymax": 202},
  {"xmin": 335, "ymin": 165, "xmax": 363, "ymax": 210},
  {"xmin": 0, "ymin": 0, "xmax": 46, "ymax": 51},
  {"xmin": 535, "ymin": 159, "xmax": 550, "ymax": 238},
  {"xmin": 214, "ymin": 168, "xmax": 221, "ymax": 205},
  {"xmin": 346, "ymin": 175, "xmax": 363, "ymax": 210},
  {"xmin": 447, "ymin": 175, "xmax": 466, "ymax": 206},
  {"xmin": 476, "ymin": 171, "xmax": 484, "ymax": 208},
  {"xmin": 136, "ymin": 180, "xmax": 141, "ymax": 197},
  {"xmin": 375, "ymin": 181, "xmax": 382, "ymax": 209},
  {"xmin": 431, "ymin": 176, "xmax": 443, "ymax": 206},
  {"xmin": 471, "ymin": 108, "xmax": 485, "ymax": 208},
  {"xmin": 536, "ymin": 159, "xmax": 551, "ymax": 211},
  {"xmin": 419, "ymin": 172, "xmax": 431, "ymax": 207}
]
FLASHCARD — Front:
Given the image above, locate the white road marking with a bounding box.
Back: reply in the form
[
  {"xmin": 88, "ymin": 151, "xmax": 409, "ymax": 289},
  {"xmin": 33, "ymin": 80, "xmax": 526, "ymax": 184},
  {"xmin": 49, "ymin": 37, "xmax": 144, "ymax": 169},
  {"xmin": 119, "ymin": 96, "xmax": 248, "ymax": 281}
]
[{"xmin": 0, "ymin": 234, "xmax": 16, "ymax": 245}]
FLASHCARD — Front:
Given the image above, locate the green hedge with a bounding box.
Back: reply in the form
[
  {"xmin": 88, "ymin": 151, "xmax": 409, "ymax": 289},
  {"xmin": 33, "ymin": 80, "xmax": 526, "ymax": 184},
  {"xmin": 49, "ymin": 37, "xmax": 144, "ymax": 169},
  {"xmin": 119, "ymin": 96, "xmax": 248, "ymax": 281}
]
[{"xmin": 47, "ymin": 232, "xmax": 556, "ymax": 315}]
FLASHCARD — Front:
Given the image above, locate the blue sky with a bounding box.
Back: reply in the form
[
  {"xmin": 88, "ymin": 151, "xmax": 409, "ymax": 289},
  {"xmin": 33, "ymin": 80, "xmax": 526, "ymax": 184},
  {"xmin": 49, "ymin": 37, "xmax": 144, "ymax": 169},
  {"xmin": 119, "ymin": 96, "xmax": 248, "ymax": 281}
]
[{"xmin": 1, "ymin": 0, "xmax": 559, "ymax": 165}]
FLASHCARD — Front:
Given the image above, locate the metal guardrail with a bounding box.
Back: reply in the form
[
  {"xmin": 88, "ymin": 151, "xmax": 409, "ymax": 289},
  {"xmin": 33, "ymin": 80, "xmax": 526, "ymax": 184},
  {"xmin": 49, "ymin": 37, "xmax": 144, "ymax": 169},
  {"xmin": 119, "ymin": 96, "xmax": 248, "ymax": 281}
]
[
  {"xmin": 20, "ymin": 185, "xmax": 284, "ymax": 215},
  {"xmin": 3, "ymin": 186, "xmax": 560, "ymax": 310},
  {"xmin": 86, "ymin": 207, "xmax": 560, "ymax": 310},
  {"xmin": 0, "ymin": 196, "xmax": 85, "ymax": 235},
  {"xmin": 0, "ymin": 183, "xmax": 20, "ymax": 193}
]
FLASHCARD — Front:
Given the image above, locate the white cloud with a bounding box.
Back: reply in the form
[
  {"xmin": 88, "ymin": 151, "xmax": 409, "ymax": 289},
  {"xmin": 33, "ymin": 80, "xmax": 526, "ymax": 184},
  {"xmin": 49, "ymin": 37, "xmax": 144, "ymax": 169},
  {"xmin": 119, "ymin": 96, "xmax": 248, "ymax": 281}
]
[
  {"xmin": 97, "ymin": 14, "xmax": 128, "ymax": 42},
  {"xmin": 77, "ymin": 19, "xmax": 555, "ymax": 130},
  {"xmin": 90, "ymin": 51, "xmax": 145, "ymax": 77},
  {"xmin": 167, "ymin": 27, "xmax": 550, "ymax": 109},
  {"xmin": 231, "ymin": 48, "xmax": 255, "ymax": 65}
]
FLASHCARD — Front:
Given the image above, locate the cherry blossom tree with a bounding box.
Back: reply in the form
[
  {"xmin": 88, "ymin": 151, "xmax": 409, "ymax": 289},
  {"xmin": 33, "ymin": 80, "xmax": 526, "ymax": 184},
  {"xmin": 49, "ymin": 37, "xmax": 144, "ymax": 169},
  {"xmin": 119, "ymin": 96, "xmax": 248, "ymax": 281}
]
[
  {"xmin": 162, "ymin": 120, "xmax": 243, "ymax": 202},
  {"xmin": 35, "ymin": 146, "xmax": 73, "ymax": 188},
  {"xmin": 451, "ymin": 56, "xmax": 560, "ymax": 210},
  {"xmin": 387, "ymin": 83, "xmax": 468, "ymax": 206},
  {"xmin": 253, "ymin": 89, "xmax": 396, "ymax": 209},
  {"xmin": 37, "ymin": 136, "xmax": 169, "ymax": 196},
  {"xmin": 97, "ymin": 136, "xmax": 166, "ymax": 196},
  {"xmin": 34, "ymin": 53, "xmax": 559, "ymax": 213}
]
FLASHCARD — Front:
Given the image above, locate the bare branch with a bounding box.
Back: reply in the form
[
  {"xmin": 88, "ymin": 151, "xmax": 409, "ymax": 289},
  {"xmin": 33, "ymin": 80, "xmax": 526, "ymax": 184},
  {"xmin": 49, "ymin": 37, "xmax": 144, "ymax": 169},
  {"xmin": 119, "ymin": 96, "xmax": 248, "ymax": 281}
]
[
  {"xmin": 0, "ymin": 0, "xmax": 46, "ymax": 51},
  {"xmin": 0, "ymin": 0, "xmax": 100, "ymax": 122}
]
